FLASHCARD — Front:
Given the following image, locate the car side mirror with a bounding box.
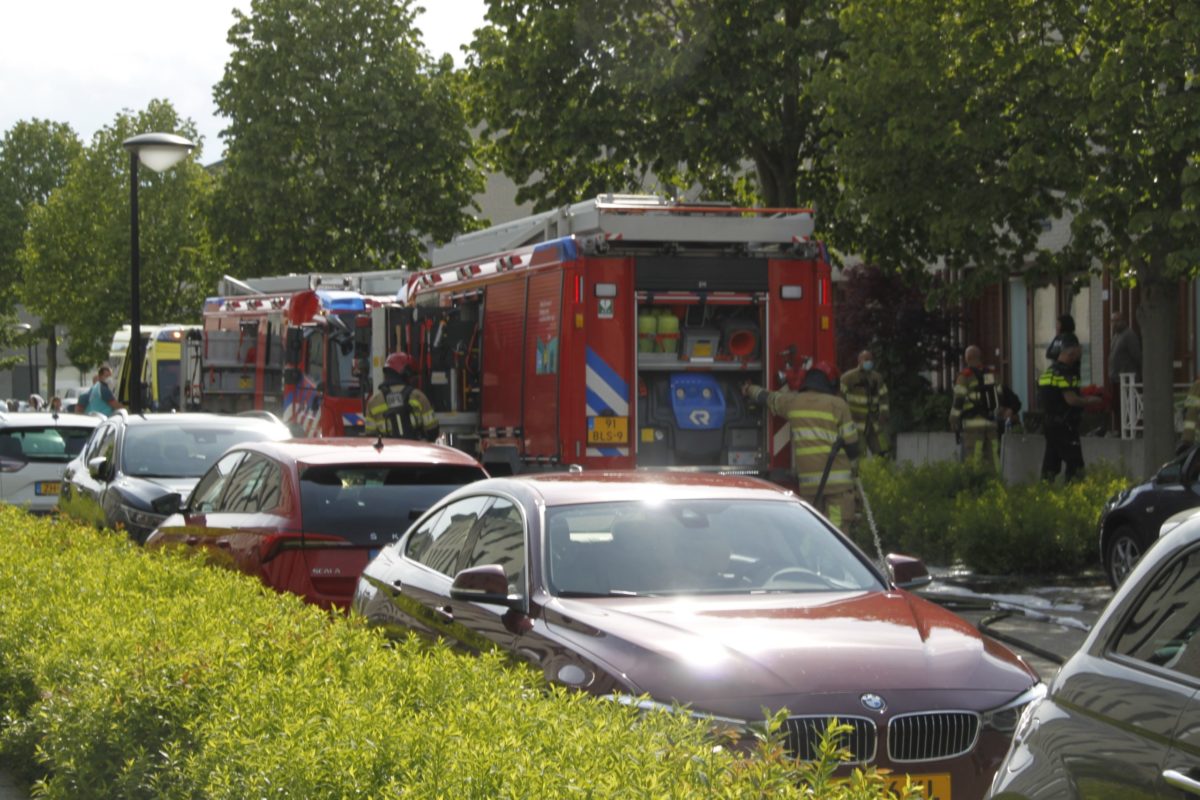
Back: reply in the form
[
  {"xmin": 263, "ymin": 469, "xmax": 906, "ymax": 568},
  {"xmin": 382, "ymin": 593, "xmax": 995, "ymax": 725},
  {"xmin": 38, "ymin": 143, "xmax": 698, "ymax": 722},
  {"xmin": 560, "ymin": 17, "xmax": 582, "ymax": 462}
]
[
  {"xmin": 87, "ymin": 456, "xmax": 109, "ymax": 480},
  {"xmin": 450, "ymin": 564, "xmax": 521, "ymax": 609},
  {"xmin": 886, "ymin": 553, "xmax": 932, "ymax": 590},
  {"xmin": 152, "ymin": 493, "xmax": 182, "ymax": 516}
]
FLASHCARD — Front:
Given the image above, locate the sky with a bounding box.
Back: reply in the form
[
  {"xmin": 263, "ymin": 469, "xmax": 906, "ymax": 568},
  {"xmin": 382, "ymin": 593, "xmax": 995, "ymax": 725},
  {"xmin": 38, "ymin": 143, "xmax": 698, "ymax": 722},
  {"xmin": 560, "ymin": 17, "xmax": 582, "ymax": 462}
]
[{"xmin": 0, "ymin": 0, "xmax": 488, "ymax": 164}]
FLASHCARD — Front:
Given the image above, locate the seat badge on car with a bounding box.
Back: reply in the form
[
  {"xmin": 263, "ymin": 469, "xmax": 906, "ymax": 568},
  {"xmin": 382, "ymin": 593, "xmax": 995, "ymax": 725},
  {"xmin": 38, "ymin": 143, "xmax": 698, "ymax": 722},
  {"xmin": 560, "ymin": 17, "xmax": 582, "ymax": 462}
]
[{"xmin": 860, "ymin": 693, "xmax": 887, "ymax": 712}]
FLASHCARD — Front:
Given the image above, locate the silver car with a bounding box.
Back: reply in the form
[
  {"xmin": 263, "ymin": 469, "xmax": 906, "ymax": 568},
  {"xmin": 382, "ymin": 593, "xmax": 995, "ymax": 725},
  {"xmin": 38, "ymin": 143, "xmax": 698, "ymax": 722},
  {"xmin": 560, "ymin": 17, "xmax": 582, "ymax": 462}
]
[
  {"xmin": 988, "ymin": 515, "xmax": 1200, "ymax": 798},
  {"xmin": 0, "ymin": 411, "xmax": 100, "ymax": 513}
]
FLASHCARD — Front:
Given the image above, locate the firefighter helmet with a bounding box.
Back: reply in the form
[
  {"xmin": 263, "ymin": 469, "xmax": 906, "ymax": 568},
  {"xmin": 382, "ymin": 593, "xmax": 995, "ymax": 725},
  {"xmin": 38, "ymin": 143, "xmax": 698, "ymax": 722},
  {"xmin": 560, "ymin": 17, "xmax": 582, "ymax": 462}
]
[
  {"xmin": 810, "ymin": 360, "xmax": 839, "ymax": 383},
  {"xmin": 384, "ymin": 352, "xmax": 414, "ymax": 377}
]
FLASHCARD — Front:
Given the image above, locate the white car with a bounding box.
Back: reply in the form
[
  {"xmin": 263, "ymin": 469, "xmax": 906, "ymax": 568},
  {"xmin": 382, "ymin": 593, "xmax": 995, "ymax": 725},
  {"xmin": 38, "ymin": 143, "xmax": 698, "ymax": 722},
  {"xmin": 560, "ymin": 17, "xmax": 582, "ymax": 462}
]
[{"xmin": 0, "ymin": 411, "xmax": 100, "ymax": 514}]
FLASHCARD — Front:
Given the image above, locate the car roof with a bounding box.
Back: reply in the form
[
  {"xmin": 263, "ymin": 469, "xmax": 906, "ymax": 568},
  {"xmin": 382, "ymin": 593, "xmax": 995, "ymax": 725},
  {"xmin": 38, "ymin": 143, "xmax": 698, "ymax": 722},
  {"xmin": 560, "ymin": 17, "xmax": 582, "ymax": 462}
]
[
  {"xmin": 114, "ymin": 412, "xmax": 289, "ymax": 431},
  {"xmin": 0, "ymin": 411, "xmax": 101, "ymax": 429},
  {"xmin": 230, "ymin": 437, "xmax": 486, "ymax": 468},
  {"xmin": 473, "ymin": 470, "xmax": 798, "ymax": 507}
]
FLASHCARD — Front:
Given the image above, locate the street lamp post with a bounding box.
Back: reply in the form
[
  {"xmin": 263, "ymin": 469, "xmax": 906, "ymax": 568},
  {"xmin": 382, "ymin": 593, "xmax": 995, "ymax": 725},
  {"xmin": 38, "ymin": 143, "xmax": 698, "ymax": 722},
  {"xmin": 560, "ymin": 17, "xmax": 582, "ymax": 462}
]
[
  {"xmin": 13, "ymin": 322, "xmax": 32, "ymax": 398},
  {"xmin": 122, "ymin": 132, "xmax": 194, "ymax": 414}
]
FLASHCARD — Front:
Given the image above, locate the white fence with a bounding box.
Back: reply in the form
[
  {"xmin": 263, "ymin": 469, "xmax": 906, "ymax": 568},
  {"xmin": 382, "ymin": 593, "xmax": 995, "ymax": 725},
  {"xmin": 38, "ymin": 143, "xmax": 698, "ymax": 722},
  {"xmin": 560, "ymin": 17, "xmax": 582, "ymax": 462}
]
[{"xmin": 1118, "ymin": 373, "xmax": 1190, "ymax": 440}]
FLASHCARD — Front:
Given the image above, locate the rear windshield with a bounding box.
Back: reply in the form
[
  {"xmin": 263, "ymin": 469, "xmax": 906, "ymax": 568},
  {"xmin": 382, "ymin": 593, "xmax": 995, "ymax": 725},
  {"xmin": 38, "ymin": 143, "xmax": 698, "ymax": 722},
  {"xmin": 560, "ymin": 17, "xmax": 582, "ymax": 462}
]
[
  {"xmin": 299, "ymin": 464, "xmax": 486, "ymax": 545},
  {"xmin": 122, "ymin": 424, "xmax": 283, "ymax": 478},
  {"xmin": 0, "ymin": 427, "xmax": 95, "ymax": 465}
]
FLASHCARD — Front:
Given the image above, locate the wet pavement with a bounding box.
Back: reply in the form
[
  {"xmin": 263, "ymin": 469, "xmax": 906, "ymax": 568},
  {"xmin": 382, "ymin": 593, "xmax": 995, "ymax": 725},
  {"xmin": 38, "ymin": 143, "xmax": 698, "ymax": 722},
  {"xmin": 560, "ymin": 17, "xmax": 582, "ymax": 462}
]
[{"xmin": 918, "ymin": 568, "xmax": 1115, "ymax": 681}]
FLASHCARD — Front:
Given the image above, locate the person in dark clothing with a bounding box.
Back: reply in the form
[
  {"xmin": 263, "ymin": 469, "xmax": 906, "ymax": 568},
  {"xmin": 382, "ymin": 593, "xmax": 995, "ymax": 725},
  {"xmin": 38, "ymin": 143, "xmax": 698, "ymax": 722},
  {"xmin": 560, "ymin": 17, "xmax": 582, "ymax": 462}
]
[
  {"xmin": 1045, "ymin": 314, "xmax": 1076, "ymax": 362},
  {"xmin": 1038, "ymin": 333, "xmax": 1102, "ymax": 482}
]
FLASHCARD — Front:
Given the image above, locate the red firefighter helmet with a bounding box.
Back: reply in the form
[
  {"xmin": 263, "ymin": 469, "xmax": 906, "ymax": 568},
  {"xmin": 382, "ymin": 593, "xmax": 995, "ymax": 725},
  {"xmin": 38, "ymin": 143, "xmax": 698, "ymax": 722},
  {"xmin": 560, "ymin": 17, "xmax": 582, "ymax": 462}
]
[
  {"xmin": 384, "ymin": 352, "xmax": 414, "ymax": 377},
  {"xmin": 810, "ymin": 360, "xmax": 839, "ymax": 384}
]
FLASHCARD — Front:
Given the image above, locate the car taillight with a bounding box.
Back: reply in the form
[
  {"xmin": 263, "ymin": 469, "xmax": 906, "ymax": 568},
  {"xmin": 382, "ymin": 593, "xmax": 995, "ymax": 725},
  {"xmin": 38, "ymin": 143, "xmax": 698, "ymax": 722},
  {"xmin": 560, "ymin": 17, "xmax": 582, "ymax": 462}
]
[
  {"xmin": 0, "ymin": 458, "xmax": 25, "ymax": 473},
  {"xmin": 258, "ymin": 532, "xmax": 346, "ymax": 563}
]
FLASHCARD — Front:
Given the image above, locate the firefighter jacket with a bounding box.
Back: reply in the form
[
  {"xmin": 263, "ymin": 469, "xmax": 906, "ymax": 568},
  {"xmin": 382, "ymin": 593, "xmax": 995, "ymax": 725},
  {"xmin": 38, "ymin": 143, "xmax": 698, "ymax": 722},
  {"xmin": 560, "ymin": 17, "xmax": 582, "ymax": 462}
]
[
  {"xmin": 364, "ymin": 381, "xmax": 439, "ymax": 441},
  {"xmin": 749, "ymin": 385, "xmax": 859, "ymax": 498},
  {"xmin": 1183, "ymin": 379, "xmax": 1200, "ymax": 444},
  {"xmin": 840, "ymin": 367, "xmax": 889, "ymax": 426},
  {"xmin": 949, "ymin": 366, "xmax": 1004, "ymax": 432},
  {"xmin": 1037, "ymin": 361, "xmax": 1082, "ymax": 429}
]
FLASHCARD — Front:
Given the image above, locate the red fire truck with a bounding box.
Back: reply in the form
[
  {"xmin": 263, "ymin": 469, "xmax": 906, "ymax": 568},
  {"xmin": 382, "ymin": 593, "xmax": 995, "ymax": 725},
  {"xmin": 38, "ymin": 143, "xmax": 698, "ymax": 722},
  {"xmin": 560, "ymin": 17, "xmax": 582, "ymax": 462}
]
[
  {"xmin": 191, "ymin": 271, "xmax": 410, "ymax": 436},
  {"xmin": 376, "ymin": 195, "xmax": 835, "ymax": 477}
]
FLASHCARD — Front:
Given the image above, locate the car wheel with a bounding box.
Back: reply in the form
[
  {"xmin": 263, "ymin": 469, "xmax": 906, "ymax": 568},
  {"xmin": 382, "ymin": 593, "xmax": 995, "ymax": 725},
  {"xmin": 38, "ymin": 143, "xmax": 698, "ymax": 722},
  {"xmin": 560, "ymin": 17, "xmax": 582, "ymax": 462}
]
[{"xmin": 1106, "ymin": 525, "xmax": 1144, "ymax": 588}]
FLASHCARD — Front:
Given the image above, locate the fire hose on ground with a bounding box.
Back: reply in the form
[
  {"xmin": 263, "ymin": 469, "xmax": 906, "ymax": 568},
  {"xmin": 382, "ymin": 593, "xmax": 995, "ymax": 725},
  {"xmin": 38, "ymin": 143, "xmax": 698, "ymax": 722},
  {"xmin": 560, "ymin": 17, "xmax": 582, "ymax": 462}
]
[{"xmin": 852, "ymin": 473, "xmax": 1089, "ymax": 667}]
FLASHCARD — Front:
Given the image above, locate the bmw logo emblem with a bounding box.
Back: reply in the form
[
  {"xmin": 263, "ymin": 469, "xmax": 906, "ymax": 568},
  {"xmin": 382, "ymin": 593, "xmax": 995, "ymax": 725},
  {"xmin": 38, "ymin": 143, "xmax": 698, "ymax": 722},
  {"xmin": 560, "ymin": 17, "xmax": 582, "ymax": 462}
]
[{"xmin": 860, "ymin": 693, "xmax": 887, "ymax": 712}]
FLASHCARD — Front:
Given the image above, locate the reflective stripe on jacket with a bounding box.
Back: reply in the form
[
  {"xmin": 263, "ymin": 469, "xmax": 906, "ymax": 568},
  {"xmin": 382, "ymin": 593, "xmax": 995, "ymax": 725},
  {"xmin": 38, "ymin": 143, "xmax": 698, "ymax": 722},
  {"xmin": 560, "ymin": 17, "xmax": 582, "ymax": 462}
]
[
  {"xmin": 365, "ymin": 383, "xmax": 438, "ymax": 440},
  {"xmin": 949, "ymin": 367, "xmax": 1003, "ymax": 431},
  {"xmin": 762, "ymin": 390, "xmax": 859, "ymax": 498},
  {"xmin": 840, "ymin": 367, "xmax": 889, "ymax": 424}
]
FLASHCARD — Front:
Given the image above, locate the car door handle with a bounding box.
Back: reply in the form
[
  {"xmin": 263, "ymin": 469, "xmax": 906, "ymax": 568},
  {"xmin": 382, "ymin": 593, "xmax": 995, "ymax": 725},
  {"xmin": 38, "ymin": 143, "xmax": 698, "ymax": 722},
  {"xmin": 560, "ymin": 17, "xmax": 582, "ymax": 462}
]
[
  {"xmin": 435, "ymin": 605, "xmax": 454, "ymax": 623},
  {"xmin": 1164, "ymin": 769, "xmax": 1200, "ymax": 795}
]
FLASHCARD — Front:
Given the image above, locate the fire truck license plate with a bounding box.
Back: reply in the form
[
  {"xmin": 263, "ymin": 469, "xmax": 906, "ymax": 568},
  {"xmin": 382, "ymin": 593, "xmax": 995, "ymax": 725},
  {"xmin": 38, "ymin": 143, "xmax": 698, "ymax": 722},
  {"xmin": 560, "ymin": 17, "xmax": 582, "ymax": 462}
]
[
  {"xmin": 587, "ymin": 416, "xmax": 628, "ymax": 444},
  {"xmin": 886, "ymin": 773, "xmax": 950, "ymax": 800}
]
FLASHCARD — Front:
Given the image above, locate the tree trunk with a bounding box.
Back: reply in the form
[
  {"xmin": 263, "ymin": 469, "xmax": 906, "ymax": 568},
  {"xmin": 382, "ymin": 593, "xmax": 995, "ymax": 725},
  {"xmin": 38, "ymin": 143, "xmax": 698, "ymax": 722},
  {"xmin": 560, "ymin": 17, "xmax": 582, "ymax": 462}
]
[
  {"xmin": 44, "ymin": 329, "xmax": 58, "ymax": 398},
  {"xmin": 1137, "ymin": 274, "xmax": 1177, "ymax": 476}
]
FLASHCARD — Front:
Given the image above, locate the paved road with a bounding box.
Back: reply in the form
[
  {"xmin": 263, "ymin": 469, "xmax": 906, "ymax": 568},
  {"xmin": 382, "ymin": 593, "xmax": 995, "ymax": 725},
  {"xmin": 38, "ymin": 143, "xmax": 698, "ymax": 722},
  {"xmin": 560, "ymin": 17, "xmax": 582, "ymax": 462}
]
[{"xmin": 920, "ymin": 576, "xmax": 1113, "ymax": 681}]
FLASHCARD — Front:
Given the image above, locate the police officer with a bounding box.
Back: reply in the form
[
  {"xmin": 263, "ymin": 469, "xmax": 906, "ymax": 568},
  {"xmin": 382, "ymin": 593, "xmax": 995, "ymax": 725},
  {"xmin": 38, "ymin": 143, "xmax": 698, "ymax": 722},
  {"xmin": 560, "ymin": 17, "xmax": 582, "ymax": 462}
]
[
  {"xmin": 364, "ymin": 352, "xmax": 439, "ymax": 441},
  {"xmin": 744, "ymin": 361, "xmax": 860, "ymax": 528},
  {"xmin": 840, "ymin": 349, "xmax": 890, "ymax": 457},
  {"xmin": 1038, "ymin": 333, "xmax": 1102, "ymax": 482},
  {"xmin": 949, "ymin": 345, "xmax": 1013, "ymax": 471}
]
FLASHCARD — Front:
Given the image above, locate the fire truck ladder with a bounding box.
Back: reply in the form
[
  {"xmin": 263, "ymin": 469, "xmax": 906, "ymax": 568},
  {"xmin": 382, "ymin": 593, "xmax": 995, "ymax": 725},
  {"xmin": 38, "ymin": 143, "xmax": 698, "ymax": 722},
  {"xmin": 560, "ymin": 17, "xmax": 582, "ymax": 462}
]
[{"xmin": 429, "ymin": 194, "xmax": 818, "ymax": 269}]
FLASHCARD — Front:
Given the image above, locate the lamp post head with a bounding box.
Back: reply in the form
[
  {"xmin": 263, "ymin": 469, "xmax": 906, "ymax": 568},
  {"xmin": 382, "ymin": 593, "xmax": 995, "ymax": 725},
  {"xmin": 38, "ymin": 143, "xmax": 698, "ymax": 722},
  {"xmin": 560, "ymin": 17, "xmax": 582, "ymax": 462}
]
[{"xmin": 122, "ymin": 132, "xmax": 195, "ymax": 172}]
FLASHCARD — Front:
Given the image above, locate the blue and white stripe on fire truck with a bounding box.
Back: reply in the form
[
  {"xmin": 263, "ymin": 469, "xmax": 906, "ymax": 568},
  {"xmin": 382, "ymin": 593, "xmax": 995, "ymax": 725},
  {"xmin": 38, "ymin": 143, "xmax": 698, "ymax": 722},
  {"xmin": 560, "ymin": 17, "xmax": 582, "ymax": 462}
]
[
  {"xmin": 585, "ymin": 346, "xmax": 629, "ymax": 458},
  {"xmin": 284, "ymin": 374, "xmax": 322, "ymax": 437}
]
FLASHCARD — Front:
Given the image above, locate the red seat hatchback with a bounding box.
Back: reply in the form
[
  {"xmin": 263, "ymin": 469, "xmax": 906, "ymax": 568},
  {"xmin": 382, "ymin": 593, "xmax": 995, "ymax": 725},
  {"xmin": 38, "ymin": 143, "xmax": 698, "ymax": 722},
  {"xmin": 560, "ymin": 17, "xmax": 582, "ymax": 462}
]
[{"xmin": 146, "ymin": 438, "xmax": 488, "ymax": 609}]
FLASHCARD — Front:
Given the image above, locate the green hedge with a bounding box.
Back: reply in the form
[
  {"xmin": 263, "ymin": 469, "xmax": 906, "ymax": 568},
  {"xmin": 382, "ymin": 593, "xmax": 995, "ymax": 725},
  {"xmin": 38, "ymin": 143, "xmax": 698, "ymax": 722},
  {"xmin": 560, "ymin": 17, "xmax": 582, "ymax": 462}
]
[
  {"xmin": 856, "ymin": 458, "xmax": 1128, "ymax": 575},
  {"xmin": 0, "ymin": 508, "xmax": 919, "ymax": 799}
]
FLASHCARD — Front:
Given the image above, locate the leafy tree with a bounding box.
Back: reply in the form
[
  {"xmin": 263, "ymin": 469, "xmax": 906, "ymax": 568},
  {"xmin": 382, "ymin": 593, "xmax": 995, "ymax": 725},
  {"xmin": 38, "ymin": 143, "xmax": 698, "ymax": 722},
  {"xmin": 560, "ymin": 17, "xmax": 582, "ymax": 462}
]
[
  {"xmin": 212, "ymin": 0, "xmax": 484, "ymax": 274},
  {"xmin": 0, "ymin": 119, "xmax": 83, "ymax": 372},
  {"xmin": 820, "ymin": 0, "xmax": 1199, "ymax": 471},
  {"xmin": 835, "ymin": 265, "xmax": 959, "ymax": 432},
  {"xmin": 467, "ymin": 0, "xmax": 843, "ymax": 210},
  {"xmin": 19, "ymin": 101, "xmax": 218, "ymax": 380}
]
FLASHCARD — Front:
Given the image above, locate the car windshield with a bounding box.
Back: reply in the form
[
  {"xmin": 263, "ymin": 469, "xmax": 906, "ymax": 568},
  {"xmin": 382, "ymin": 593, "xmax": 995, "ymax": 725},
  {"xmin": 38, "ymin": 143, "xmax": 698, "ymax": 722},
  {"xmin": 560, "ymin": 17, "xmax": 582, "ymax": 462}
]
[
  {"xmin": 157, "ymin": 361, "xmax": 181, "ymax": 410},
  {"xmin": 122, "ymin": 424, "xmax": 282, "ymax": 478},
  {"xmin": 545, "ymin": 498, "xmax": 883, "ymax": 597},
  {"xmin": 0, "ymin": 426, "xmax": 94, "ymax": 466},
  {"xmin": 300, "ymin": 464, "xmax": 487, "ymax": 545}
]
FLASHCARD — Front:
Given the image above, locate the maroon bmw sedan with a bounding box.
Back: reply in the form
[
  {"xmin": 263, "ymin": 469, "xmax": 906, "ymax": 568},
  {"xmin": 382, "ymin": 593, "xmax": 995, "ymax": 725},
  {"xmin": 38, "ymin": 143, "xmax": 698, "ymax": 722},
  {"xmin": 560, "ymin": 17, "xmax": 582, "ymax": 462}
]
[
  {"xmin": 146, "ymin": 438, "xmax": 488, "ymax": 610},
  {"xmin": 353, "ymin": 471, "xmax": 1043, "ymax": 799}
]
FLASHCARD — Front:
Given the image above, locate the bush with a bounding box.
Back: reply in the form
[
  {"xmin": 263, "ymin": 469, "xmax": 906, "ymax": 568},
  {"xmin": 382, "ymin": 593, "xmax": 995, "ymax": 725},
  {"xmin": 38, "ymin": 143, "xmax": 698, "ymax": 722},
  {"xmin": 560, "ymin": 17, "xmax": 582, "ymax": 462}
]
[
  {"xmin": 0, "ymin": 508, "xmax": 916, "ymax": 799},
  {"xmin": 857, "ymin": 459, "xmax": 1128, "ymax": 575},
  {"xmin": 855, "ymin": 457, "xmax": 993, "ymax": 565}
]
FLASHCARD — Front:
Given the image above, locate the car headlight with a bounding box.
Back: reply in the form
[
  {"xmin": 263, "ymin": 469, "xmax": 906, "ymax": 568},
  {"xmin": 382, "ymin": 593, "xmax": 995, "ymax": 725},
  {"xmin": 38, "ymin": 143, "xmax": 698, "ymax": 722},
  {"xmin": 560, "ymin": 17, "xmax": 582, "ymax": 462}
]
[
  {"xmin": 603, "ymin": 693, "xmax": 748, "ymax": 729},
  {"xmin": 981, "ymin": 682, "xmax": 1047, "ymax": 734},
  {"xmin": 121, "ymin": 504, "xmax": 166, "ymax": 530}
]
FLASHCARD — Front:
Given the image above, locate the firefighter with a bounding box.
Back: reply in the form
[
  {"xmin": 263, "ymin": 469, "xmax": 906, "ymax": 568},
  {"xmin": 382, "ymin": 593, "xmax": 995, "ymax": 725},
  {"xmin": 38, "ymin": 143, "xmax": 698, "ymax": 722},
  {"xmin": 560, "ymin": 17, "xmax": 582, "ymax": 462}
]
[
  {"xmin": 744, "ymin": 361, "xmax": 860, "ymax": 528},
  {"xmin": 949, "ymin": 345, "xmax": 1013, "ymax": 472},
  {"xmin": 840, "ymin": 349, "xmax": 890, "ymax": 457},
  {"xmin": 364, "ymin": 352, "xmax": 439, "ymax": 441}
]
